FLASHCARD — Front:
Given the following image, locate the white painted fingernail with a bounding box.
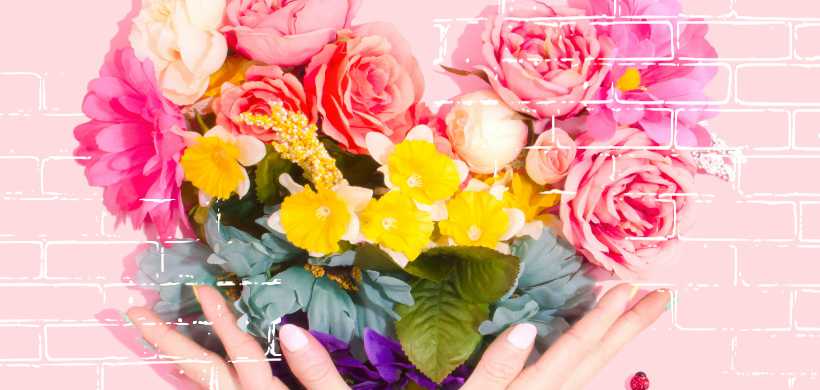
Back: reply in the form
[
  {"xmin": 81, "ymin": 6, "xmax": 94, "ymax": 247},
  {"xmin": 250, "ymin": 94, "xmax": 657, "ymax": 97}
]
[
  {"xmin": 280, "ymin": 324, "xmax": 308, "ymax": 352},
  {"xmin": 506, "ymin": 323, "xmax": 537, "ymax": 350}
]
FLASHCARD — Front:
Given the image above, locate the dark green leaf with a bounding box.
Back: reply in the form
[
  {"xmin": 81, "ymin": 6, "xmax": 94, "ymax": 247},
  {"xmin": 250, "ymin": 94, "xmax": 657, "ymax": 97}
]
[
  {"xmin": 255, "ymin": 145, "xmax": 293, "ymax": 206},
  {"xmin": 354, "ymin": 244, "xmax": 405, "ymax": 274},
  {"xmin": 409, "ymin": 246, "xmax": 520, "ymax": 303},
  {"xmin": 396, "ymin": 279, "xmax": 488, "ymax": 383}
]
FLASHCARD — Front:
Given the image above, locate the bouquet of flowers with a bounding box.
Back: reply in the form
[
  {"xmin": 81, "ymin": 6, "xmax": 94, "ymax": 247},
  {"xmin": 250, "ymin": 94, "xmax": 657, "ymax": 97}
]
[{"xmin": 74, "ymin": 0, "xmax": 718, "ymax": 387}]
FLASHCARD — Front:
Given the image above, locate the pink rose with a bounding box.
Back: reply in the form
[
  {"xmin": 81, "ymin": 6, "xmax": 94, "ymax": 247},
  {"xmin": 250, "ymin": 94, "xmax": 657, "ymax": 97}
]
[
  {"xmin": 560, "ymin": 128, "xmax": 697, "ymax": 278},
  {"xmin": 305, "ymin": 22, "xmax": 424, "ymax": 154},
  {"xmin": 525, "ymin": 128, "xmax": 576, "ymax": 185},
  {"xmin": 213, "ymin": 65, "xmax": 315, "ymax": 142},
  {"xmin": 223, "ymin": 0, "xmax": 361, "ymax": 67},
  {"xmin": 478, "ymin": 0, "xmax": 612, "ymax": 119}
]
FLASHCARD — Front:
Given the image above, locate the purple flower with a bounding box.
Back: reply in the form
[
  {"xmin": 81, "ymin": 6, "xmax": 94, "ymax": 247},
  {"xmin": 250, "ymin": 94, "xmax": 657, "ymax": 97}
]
[{"xmin": 311, "ymin": 329, "xmax": 469, "ymax": 389}]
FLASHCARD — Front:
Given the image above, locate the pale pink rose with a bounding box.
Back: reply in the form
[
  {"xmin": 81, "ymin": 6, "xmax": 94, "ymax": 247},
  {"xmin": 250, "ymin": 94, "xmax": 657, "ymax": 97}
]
[
  {"xmin": 212, "ymin": 65, "xmax": 315, "ymax": 142},
  {"xmin": 560, "ymin": 127, "xmax": 697, "ymax": 278},
  {"xmin": 445, "ymin": 90, "xmax": 528, "ymax": 174},
  {"xmin": 478, "ymin": 0, "xmax": 613, "ymax": 119},
  {"xmin": 305, "ymin": 23, "xmax": 424, "ymax": 154},
  {"xmin": 525, "ymin": 128, "xmax": 576, "ymax": 185},
  {"xmin": 223, "ymin": 0, "xmax": 361, "ymax": 67}
]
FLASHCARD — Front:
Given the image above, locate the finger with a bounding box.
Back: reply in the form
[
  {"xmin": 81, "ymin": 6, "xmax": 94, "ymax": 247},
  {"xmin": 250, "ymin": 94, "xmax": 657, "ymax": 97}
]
[
  {"xmin": 127, "ymin": 307, "xmax": 238, "ymax": 390},
  {"xmin": 279, "ymin": 324, "xmax": 350, "ymax": 390},
  {"xmin": 509, "ymin": 283, "xmax": 638, "ymax": 390},
  {"xmin": 462, "ymin": 323, "xmax": 537, "ymax": 390},
  {"xmin": 194, "ymin": 285, "xmax": 286, "ymax": 390},
  {"xmin": 560, "ymin": 289, "xmax": 671, "ymax": 390}
]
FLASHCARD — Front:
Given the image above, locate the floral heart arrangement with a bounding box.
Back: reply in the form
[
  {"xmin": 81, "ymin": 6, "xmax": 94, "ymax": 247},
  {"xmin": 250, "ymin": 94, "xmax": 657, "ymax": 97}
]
[{"xmin": 75, "ymin": 0, "xmax": 717, "ymax": 387}]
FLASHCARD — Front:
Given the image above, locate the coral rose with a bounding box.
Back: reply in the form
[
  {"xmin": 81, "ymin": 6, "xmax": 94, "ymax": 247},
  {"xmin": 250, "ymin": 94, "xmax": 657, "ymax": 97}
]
[
  {"xmin": 223, "ymin": 0, "xmax": 361, "ymax": 67},
  {"xmin": 525, "ymin": 128, "xmax": 576, "ymax": 185},
  {"xmin": 478, "ymin": 0, "xmax": 612, "ymax": 119},
  {"xmin": 560, "ymin": 127, "xmax": 697, "ymax": 278},
  {"xmin": 305, "ymin": 22, "xmax": 424, "ymax": 154},
  {"xmin": 213, "ymin": 65, "xmax": 315, "ymax": 141}
]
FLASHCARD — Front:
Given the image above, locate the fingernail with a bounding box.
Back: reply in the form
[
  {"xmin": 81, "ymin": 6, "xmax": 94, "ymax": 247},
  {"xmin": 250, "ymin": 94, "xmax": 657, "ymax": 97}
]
[
  {"xmin": 507, "ymin": 323, "xmax": 537, "ymax": 350},
  {"xmin": 280, "ymin": 324, "xmax": 309, "ymax": 352},
  {"xmin": 628, "ymin": 284, "xmax": 640, "ymax": 301},
  {"xmin": 192, "ymin": 285, "xmax": 202, "ymax": 302}
]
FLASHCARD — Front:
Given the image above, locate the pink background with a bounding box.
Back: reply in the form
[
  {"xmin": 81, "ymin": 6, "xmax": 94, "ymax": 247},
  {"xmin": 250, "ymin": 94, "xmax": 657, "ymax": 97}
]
[{"xmin": 1, "ymin": 0, "xmax": 819, "ymax": 388}]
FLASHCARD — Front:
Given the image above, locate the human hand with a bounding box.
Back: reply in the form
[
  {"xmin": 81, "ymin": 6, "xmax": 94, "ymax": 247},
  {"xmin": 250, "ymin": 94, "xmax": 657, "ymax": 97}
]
[{"xmin": 127, "ymin": 283, "xmax": 669, "ymax": 390}]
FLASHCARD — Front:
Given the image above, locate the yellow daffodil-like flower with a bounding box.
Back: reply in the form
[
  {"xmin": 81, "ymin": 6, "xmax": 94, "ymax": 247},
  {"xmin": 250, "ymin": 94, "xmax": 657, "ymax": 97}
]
[
  {"xmin": 387, "ymin": 140, "xmax": 460, "ymax": 204},
  {"xmin": 366, "ymin": 125, "xmax": 468, "ymax": 207},
  {"xmin": 280, "ymin": 185, "xmax": 352, "ymax": 255},
  {"xmin": 204, "ymin": 57, "xmax": 255, "ymax": 98},
  {"xmin": 360, "ymin": 191, "xmax": 434, "ymax": 264},
  {"xmin": 439, "ymin": 191, "xmax": 510, "ymax": 249},
  {"xmin": 504, "ymin": 173, "xmax": 560, "ymax": 223},
  {"xmin": 181, "ymin": 126, "xmax": 266, "ymax": 202}
]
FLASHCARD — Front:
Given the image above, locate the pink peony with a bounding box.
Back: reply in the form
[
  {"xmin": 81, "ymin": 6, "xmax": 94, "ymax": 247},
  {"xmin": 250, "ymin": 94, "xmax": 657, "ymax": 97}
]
[
  {"xmin": 213, "ymin": 65, "xmax": 315, "ymax": 142},
  {"xmin": 477, "ymin": 0, "xmax": 613, "ymax": 119},
  {"xmin": 574, "ymin": 0, "xmax": 718, "ymax": 147},
  {"xmin": 74, "ymin": 49, "xmax": 190, "ymax": 241},
  {"xmin": 560, "ymin": 127, "xmax": 697, "ymax": 278},
  {"xmin": 223, "ymin": 0, "xmax": 361, "ymax": 67},
  {"xmin": 305, "ymin": 22, "xmax": 424, "ymax": 154}
]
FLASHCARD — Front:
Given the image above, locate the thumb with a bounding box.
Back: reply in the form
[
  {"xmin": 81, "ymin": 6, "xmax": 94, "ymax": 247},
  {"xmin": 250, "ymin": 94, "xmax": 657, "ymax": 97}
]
[
  {"xmin": 461, "ymin": 323, "xmax": 537, "ymax": 390},
  {"xmin": 279, "ymin": 324, "xmax": 350, "ymax": 390}
]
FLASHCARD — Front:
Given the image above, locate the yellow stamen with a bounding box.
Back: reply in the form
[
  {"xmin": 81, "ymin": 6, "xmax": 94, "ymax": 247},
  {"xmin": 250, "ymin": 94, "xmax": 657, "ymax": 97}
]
[
  {"xmin": 238, "ymin": 103, "xmax": 343, "ymax": 189},
  {"xmin": 616, "ymin": 67, "xmax": 642, "ymax": 92}
]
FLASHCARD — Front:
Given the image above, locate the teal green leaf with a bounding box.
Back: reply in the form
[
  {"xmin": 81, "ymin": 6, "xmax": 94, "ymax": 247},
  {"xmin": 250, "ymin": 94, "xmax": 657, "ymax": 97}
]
[
  {"xmin": 396, "ymin": 279, "xmax": 488, "ymax": 383},
  {"xmin": 308, "ymin": 277, "xmax": 357, "ymax": 342},
  {"xmin": 409, "ymin": 246, "xmax": 520, "ymax": 304}
]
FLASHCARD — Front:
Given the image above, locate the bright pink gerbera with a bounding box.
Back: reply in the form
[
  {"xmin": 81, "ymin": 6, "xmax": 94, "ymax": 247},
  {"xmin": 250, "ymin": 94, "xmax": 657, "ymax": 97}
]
[
  {"xmin": 573, "ymin": 0, "xmax": 718, "ymax": 147},
  {"xmin": 74, "ymin": 48, "xmax": 190, "ymax": 241}
]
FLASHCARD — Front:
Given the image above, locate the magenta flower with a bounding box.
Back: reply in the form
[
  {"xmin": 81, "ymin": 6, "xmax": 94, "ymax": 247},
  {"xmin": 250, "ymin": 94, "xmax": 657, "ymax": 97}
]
[
  {"xmin": 74, "ymin": 48, "xmax": 191, "ymax": 241},
  {"xmin": 573, "ymin": 0, "xmax": 718, "ymax": 147}
]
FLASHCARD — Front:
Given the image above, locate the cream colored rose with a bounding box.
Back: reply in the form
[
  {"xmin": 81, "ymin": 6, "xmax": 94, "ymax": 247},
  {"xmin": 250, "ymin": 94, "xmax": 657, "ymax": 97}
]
[
  {"xmin": 130, "ymin": 0, "xmax": 228, "ymax": 105},
  {"xmin": 445, "ymin": 90, "xmax": 528, "ymax": 174}
]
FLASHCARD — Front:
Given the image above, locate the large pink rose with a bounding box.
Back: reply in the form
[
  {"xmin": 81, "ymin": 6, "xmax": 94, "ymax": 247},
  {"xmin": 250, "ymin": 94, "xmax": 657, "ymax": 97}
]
[
  {"xmin": 213, "ymin": 65, "xmax": 315, "ymax": 142},
  {"xmin": 305, "ymin": 22, "xmax": 424, "ymax": 154},
  {"xmin": 560, "ymin": 128, "xmax": 697, "ymax": 278},
  {"xmin": 478, "ymin": 0, "xmax": 613, "ymax": 119},
  {"xmin": 223, "ymin": 0, "xmax": 361, "ymax": 67}
]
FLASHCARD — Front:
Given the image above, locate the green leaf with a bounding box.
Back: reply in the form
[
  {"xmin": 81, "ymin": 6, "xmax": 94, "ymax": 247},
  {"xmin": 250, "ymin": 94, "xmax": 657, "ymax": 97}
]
[
  {"xmin": 408, "ymin": 246, "xmax": 520, "ymax": 303},
  {"xmin": 396, "ymin": 279, "xmax": 488, "ymax": 383},
  {"xmin": 255, "ymin": 145, "xmax": 293, "ymax": 205},
  {"xmin": 354, "ymin": 244, "xmax": 405, "ymax": 274},
  {"xmin": 322, "ymin": 137, "xmax": 382, "ymax": 188}
]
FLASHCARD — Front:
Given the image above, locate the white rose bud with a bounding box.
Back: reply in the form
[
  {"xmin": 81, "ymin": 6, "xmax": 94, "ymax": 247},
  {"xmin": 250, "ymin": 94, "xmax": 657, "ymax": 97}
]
[{"xmin": 445, "ymin": 90, "xmax": 528, "ymax": 174}]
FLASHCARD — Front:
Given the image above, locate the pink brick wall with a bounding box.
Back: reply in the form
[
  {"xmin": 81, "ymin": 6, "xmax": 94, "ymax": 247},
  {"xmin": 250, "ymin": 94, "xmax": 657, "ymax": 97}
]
[{"xmin": 1, "ymin": 0, "xmax": 819, "ymax": 388}]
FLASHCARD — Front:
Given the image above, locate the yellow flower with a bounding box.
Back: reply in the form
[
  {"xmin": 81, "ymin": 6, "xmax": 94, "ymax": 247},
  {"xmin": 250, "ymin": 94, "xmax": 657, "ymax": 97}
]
[
  {"xmin": 439, "ymin": 191, "xmax": 510, "ymax": 248},
  {"xmin": 504, "ymin": 173, "xmax": 560, "ymax": 223},
  {"xmin": 280, "ymin": 186, "xmax": 352, "ymax": 255},
  {"xmin": 360, "ymin": 191, "xmax": 434, "ymax": 262},
  {"xmin": 204, "ymin": 57, "xmax": 255, "ymax": 98},
  {"xmin": 180, "ymin": 126, "xmax": 266, "ymax": 201},
  {"xmin": 387, "ymin": 140, "xmax": 460, "ymax": 204}
]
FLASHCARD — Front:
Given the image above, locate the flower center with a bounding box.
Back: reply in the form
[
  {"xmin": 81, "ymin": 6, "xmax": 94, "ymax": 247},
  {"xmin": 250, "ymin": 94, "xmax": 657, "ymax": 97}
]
[
  {"xmin": 381, "ymin": 217, "xmax": 397, "ymax": 231},
  {"xmin": 315, "ymin": 206, "xmax": 331, "ymax": 219},
  {"xmin": 467, "ymin": 225, "xmax": 482, "ymax": 241},
  {"xmin": 407, "ymin": 174, "xmax": 423, "ymax": 188},
  {"xmin": 616, "ymin": 67, "xmax": 642, "ymax": 92}
]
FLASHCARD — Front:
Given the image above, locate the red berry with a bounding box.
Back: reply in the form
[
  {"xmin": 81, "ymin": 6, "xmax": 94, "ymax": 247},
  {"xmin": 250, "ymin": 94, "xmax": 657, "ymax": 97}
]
[{"xmin": 630, "ymin": 371, "xmax": 649, "ymax": 390}]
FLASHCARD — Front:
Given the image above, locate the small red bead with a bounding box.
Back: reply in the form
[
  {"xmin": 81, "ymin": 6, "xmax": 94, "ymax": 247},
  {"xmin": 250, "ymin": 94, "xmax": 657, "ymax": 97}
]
[{"xmin": 629, "ymin": 371, "xmax": 650, "ymax": 390}]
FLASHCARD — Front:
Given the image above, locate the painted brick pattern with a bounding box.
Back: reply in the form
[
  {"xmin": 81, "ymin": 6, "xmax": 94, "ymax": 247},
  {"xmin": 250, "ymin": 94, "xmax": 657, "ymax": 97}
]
[{"xmin": 0, "ymin": 0, "xmax": 819, "ymax": 388}]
